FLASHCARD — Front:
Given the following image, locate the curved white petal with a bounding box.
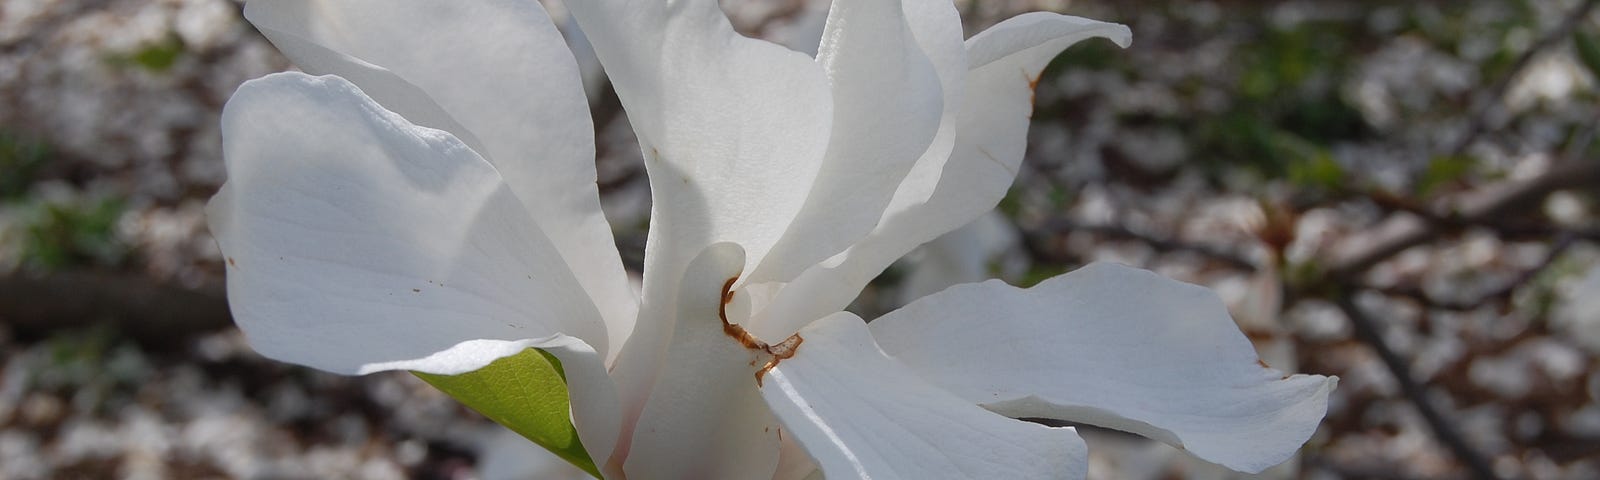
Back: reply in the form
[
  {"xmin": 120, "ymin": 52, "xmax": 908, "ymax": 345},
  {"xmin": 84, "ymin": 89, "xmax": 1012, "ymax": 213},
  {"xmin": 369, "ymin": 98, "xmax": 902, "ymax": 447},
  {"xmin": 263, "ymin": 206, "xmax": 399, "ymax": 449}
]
[
  {"xmin": 243, "ymin": 0, "xmax": 637, "ymax": 364},
  {"xmin": 619, "ymin": 243, "xmax": 780, "ymax": 479},
  {"xmin": 563, "ymin": 0, "xmax": 831, "ymax": 279},
  {"xmin": 754, "ymin": 14, "xmax": 1132, "ymax": 340},
  {"xmin": 745, "ymin": 0, "xmax": 946, "ymax": 285},
  {"xmin": 563, "ymin": 0, "xmax": 834, "ymax": 448},
  {"xmin": 761, "ymin": 313, "xmax": 1088, "ymax": 480},
  {"xmin": 210, "ymin": 72, "xmax": 609, "ymax": 370},
  {"xmin": 869, "ymin": 263, "xmax": 1337, "ymax": 473},
  {"xmin": 894, "ymin": 0, "xmax": 968, "ymax": 208},
  {"xmin": 209, "ymin": 72, "xmax": 624, "ymax": 463},
  {"xmin": 771, "ymin": 428, "xmax": 821, "ymax": 480}
]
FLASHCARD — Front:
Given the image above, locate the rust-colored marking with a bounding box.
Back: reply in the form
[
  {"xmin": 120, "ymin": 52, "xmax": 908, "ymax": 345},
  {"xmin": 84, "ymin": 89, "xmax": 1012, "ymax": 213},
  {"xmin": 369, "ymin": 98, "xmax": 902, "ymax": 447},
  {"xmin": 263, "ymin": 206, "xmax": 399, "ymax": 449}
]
[
  {"xmin": 719, "ymin": 276, "xmax": 769, "ymax": 351},
  {"xmin": 1255, "ymin": 358, "xmax": 1291, "ymax": 379},
  {"xmin": 1243, "ymin": 329, "xmax": 1278, "ymax": 342},
  {"xmin": 755, "ymin": 362, "xmax": 774, "ymax": 386},
  {"xmin": 755, "ymin": 334, "xmax": 803, "ymax": 387},
  {"xmin": 769, "ymin": 335, "xmax": 803, "ymax": 358},
  {"xmin": 1025, "ymin": 70, "xmax": 1042, "ymax": 106},
  {"xmin": 227, "ymin": 257, "xmax": 236, "ymax": 267},
  {"xmin": 716, "ymin": 276, "xmax": 806, "ymax": 387}
]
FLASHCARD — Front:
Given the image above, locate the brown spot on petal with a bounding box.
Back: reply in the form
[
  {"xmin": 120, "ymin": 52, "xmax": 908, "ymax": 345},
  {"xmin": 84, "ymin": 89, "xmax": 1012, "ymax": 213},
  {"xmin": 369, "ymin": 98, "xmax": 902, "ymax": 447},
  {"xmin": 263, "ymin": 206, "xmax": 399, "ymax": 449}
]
[
  {"xmin": 226, "ymin": 257, "xmax": 236, "ymax": 267},
  {"xmin": 755, "ymin": 334, "xmax": 804, "ymax": 387},
  {"xmin": 719, "ymin": 276, "xmax": 769, "ymax": 351},
  {"xmin": 755, "ymin": 366, "xmax": 770, "ymax": 387},
  {"xmin": 1257, "ymin": 359, "xmax": 1271, "ymax": 369},
  {"xmin": 769, "ymin": 334, "xmax": 803, "ymax": 359},
  {"xmin": 1025, "ymin": 70, "xmax": 1042, "ymax": 106},
  {"xmin": 715, "ymin": 277, "xmax": 807, "ymax": 387}
]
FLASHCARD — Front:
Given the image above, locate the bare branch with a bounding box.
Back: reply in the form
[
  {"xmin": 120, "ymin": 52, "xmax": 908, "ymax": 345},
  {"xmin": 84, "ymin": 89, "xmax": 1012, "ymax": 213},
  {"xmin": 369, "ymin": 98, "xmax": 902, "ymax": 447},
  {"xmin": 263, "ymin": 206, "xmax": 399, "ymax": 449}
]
[
  {"xmin": 1032, "ymin": 218, "xmax": 1261, "ymax": 272},
  {"xmin": 1364, "ymin": 234, "xmax": 1577, "ymax": 311},
  {"xmin": 0, "ymin": 271, "xmax": 230, "ymax": 348},
  {"xmin": 1334, "ymin": 292, "xmax": 1501, "ymax": 480},
  {"xmin": 1449, "ymin": 0, "xmax": 1600, "ymax": 156},
  {"xmin": 1330, "ymin": 159, "xmax": 1600, "ymax": 279}
]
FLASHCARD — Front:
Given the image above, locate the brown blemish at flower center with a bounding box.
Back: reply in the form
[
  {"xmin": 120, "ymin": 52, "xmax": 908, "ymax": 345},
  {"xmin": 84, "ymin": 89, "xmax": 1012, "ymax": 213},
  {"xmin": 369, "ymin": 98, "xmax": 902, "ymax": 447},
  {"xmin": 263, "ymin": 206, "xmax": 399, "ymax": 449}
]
[
  {"xmin": 718, "ymin": 276, "xmax": 803, "ymax": 387},
  {"xmin": 719, "ymin": 277, "xmax": 767, "ymax": 350}
]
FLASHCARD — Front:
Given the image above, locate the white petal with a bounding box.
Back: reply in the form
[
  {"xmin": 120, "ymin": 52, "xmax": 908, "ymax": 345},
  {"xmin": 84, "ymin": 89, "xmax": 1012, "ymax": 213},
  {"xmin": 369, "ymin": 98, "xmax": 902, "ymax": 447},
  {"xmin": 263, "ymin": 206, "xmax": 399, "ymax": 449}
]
[
  {"xmin": 243, "ymin": 0, "xmax": 637, "ymax": 363},
  {"xmin": 619, "ymin": 243, "xmax": 780, "ymax": 479},
  {"xmin": 209, "ymin": 72, "xmax": 623, "ymax": 465},
  {"xmin": 744, "ymin": 0, "xmax": 945, "ymax": 285},
  {"xmin": 771, "ymin": 427, "xmax": 821, "ymax": 480},
  {"xmin": 761, "ymin": 313, "xmax": 1088, "ymax": 480},
  {"xmin": 882, "ymin": 13, "xmax": 1132, "ymax": 245},
  {"xmin": 210, "ymin": 72, "xmax": 608, "ymax": 371},
  {"xmin": 893, "ymin": 0, "xmax": 969, "ymax": 208},
  {"xmin": 869, "ymin": 263, "xmax": 1337, "ymax": 473},
  {"xmin": 564, "ymin": 0, "xmax": 831, "ymax": 279},
  {"xmin": 564, "ymin": 0, "xmax": 834, "ymax": 449},
  {"xmin": 754, "ymin": 14, "xmax": 1131, "ymax": 340}
]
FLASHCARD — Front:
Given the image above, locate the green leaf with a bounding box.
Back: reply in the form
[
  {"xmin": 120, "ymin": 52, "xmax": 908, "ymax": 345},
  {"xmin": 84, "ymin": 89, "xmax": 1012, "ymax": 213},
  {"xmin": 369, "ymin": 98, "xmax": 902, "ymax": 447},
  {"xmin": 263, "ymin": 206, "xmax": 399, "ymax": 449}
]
[{"xmin": 414, "ymin": 349, "xmax": 600, "ymax": 478}]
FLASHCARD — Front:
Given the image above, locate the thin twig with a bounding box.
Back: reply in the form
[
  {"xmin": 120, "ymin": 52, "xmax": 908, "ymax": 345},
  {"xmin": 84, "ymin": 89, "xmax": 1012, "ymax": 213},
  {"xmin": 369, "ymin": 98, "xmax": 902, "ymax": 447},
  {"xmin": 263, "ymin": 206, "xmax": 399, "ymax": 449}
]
[
  {"xmin": 1305, "ymin": 453, "xmax": 1438, "ymax": 480},
  {"xmin": 1448, "ymin": 0, "xmax": 1600, "ymax": 156},
  {"xmin": 1033, "ymin": 218, "xmax": 1260, "ymax": 272},
  {"xmin": 1327, "ymin": 0, "xmax": 1600, "ymax": 281},
  {"xmin": 1334, "ymin": 293, "xmax": 1501, "ymax": 480},
  {"xmin": 1329, "ymin": 160, "xmax": 1600, "ymax": 279},
  {"xmin": 1364, "ymin": 234, "xmax": 1577, "ymax": 311}
]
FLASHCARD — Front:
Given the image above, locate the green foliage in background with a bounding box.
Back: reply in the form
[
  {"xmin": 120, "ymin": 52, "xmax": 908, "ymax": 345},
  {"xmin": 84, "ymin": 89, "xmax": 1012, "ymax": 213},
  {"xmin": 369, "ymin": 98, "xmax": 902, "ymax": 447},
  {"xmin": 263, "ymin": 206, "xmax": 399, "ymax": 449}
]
[
  {"xmin": 28, "ymin": 325, "xmax": 153, "ymax": 415},
  {"xmin": 0, "ymin": 133, "xmax": 49, "ymax": 199},
  {"xmin": 1575, "ymin": 30, "xmax": 1600, "ymax": 84},
  {"xmin": 1416, "ymin": 155, "xmax": 1481, "ymax": 195},
  {"xmin": 1199, "ymin": 20, "xmax": 1369, "ymax": 190},
  {"xmin": 106, "ymin": 33, "xmax": 186, "ymax": 72},
  {"xmin": 18, "ymin": 195, "xmax": 130, "ymax": 270}
]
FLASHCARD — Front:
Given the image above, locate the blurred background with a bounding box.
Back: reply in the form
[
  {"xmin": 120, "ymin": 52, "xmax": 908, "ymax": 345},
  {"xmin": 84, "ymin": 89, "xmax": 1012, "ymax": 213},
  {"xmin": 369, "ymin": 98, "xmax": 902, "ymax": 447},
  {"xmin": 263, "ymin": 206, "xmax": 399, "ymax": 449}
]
[{"xmin": 1, "ymin": 0, "xmax": 1598, "ymax": 478}]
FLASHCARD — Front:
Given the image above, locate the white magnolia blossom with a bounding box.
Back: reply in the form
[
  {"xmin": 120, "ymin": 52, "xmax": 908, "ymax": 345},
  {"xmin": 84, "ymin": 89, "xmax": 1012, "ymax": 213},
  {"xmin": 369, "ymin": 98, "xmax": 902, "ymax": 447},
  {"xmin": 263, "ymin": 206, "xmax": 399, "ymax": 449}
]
[{"xmin": 207, "ymin": 0, "xmax": 1337, "ymax": 479}]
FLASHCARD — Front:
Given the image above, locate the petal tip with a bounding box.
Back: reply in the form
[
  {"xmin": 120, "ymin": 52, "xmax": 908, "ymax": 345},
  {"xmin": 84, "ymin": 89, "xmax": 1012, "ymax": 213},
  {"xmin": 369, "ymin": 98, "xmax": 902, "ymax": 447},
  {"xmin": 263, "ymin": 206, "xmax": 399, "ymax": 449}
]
[{"xmin": 1108, "ymin": 23, "xmax": 1134, "ymax": 48}]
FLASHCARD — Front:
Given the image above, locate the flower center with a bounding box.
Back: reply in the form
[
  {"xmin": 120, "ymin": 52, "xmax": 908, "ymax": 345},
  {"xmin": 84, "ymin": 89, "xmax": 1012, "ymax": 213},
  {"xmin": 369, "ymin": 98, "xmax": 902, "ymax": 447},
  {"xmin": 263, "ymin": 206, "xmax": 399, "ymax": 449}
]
[{"xmin": 718, "ymin": 276, "xmax": 802, "ymax": 386}]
